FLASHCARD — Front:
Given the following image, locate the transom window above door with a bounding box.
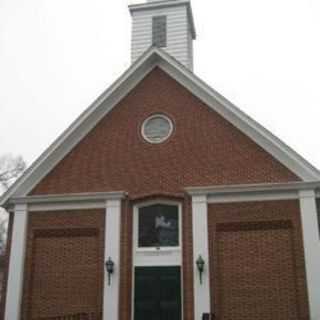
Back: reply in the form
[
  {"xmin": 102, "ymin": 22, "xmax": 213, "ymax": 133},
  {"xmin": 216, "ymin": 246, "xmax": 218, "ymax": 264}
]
[{"xmin": 137, "ymin": 204, "xmax": 180, "ymax": 249}]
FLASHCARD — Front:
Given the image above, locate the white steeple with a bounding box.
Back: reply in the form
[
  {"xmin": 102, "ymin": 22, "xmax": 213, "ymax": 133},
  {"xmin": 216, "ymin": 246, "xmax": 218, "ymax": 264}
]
[{"xmin": 129, "ymin": 0, "xmax": 196, "ymax": 71}]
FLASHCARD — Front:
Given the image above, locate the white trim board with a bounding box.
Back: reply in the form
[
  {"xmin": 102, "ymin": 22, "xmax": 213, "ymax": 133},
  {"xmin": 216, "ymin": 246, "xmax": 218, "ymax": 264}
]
[
  {"xmin": 186, "ymin": 181, "xmax": 320, "ymax": 203},
  {"xmin": 207, "ymin": 192, "xmax": 299, "ymax": 204},
  {"xmin": 186, "ymin": 181, "xmax": 320, "ymax": 195},
  {"xmin": 9, "ymin": 191, "xmax": 126, "ymax": 204},
  {"xmin": 1, "ymin": 47, "xmax": 320, "ymax": 207},
  {"xmin": 5, "ymin": 192, "xmax": 126, "ymax": 212}
]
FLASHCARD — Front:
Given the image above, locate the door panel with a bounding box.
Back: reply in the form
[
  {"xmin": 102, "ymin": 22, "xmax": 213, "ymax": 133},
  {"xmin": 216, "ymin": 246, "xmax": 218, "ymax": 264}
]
[{"xmin": 134, "ymin": 267, "xmax": 181, "ymax": 320}]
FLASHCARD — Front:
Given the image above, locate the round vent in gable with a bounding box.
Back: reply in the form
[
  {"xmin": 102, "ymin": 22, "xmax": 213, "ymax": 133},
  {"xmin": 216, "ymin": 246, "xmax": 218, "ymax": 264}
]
[{"xmin": 141, "ymin": 114, "xmax": 173, "ymax": 144}]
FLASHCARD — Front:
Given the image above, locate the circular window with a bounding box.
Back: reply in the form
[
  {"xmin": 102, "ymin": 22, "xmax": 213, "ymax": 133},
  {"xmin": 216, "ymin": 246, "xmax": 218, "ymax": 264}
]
[{"xmin": 142, "ymin": 114, "xmax": 173, "ymax": 144}]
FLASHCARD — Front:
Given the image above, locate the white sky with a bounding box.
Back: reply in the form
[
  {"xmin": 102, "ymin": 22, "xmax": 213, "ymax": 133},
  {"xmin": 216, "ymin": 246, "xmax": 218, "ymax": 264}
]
[{"xmin": 0, "ymin": 0, "xmax": 320, "ymax": 171}]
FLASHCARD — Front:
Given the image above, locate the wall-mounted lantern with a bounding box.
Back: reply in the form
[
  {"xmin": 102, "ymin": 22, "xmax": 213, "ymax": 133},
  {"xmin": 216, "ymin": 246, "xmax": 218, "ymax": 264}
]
[
  {"xmin": 105, "ymin": 257, "xmax": 115, "ymax": 286},
  {"xmin": 196, "ymin": 255, "xmax": 205, "ymax": 285}
]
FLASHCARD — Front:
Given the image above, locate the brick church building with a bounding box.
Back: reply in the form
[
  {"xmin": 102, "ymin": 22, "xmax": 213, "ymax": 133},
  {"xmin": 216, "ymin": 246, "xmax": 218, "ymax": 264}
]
[{"xmin": 1, "ymin": 0, "xmax": 320, "ymax": 319}]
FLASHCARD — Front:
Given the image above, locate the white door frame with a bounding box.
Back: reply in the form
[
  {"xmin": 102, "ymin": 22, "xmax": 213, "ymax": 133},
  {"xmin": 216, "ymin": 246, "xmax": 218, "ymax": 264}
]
[{"xmin": 131, "ymin": 200, "xmax": 183, "ymax": 320}]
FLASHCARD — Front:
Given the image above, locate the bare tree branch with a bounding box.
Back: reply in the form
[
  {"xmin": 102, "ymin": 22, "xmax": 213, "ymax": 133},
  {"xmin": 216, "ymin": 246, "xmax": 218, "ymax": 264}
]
[
  {"xmin": 0, "ymin": 154, "xmax": 26, "ymax": 254},
  {"xmin": 0, "ymin": 155, "xmax": 26, "ymax": 190}
]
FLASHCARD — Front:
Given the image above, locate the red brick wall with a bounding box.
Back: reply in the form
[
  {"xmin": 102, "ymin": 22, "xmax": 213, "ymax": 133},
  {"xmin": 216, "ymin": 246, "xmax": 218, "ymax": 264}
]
[
  {"xmin": 208, "ymin": 200, "xmax": 309, "ymax": 320},
  {"xmin": 31, "ymin": 68, "xmax": 299, "ymax": 197},
  {"xmin": 21, "ymin": 210, "xmax": 105, "ymax": 320},
  {"xmin": 1, "ymin": 68, "xmax": 305, "ymax": 319}
]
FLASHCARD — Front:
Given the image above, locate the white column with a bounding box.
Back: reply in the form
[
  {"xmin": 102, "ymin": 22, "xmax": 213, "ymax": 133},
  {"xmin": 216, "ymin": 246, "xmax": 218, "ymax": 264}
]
[
  {"xmin": 192, "ymin": 195, "xmax": 211, "ymax": 320},
  {"xmin": 299, "ymin": 190, "xmax": 320, "ymax": 320},
  {"xmin": 5, "ymin": 204, "xmax": 28, "ymax": 320},
  {"xmin": 103, "ymin": 199, "xmax": 122, "ymax": 320}
]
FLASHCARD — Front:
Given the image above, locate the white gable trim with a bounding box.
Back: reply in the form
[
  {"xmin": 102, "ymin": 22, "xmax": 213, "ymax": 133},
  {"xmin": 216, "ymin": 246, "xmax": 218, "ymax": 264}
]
[
  {"xmin": 0, "ymin": 49, "xmax": 157, "ymax": 206},
  {"xmin": 155, "ymin": 51, "xmax": 320, "ymax": 182},
  {"xmin": 1, "ymin": 47, "xmax": 319, "ymax": 207}
]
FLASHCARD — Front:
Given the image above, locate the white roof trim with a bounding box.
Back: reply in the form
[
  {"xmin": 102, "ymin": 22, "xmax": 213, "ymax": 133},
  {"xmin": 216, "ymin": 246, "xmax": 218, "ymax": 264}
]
[
  {"xmin": 1, "ymin": 47, "xmax": 319, "ymax": 207},
  {"xmin": 0, "ymin": 48, "xmax": 157, "ymax": 207},
  {"xmin": 154, "ymin": 50, "xmax": 320, "ymax": 182}
]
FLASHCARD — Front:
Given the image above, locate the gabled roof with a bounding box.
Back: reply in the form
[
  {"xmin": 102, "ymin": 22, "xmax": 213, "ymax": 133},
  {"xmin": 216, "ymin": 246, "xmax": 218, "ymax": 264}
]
[{"xmin": 1, "ymin": 47, "xmax": 320, "ymax": 207}]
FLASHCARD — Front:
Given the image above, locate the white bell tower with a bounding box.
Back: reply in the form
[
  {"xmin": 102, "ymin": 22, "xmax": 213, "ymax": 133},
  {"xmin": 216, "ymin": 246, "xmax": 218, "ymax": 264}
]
[{"xmin": 129, "ymin": 0, "xmax": 196, "ymax": 71}]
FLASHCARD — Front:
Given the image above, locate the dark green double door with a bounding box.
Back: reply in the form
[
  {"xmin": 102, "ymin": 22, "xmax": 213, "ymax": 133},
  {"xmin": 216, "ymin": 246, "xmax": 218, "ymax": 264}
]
[{"xmin": 134, "ymin": 267, "xmax": 182, "ymax": 320}]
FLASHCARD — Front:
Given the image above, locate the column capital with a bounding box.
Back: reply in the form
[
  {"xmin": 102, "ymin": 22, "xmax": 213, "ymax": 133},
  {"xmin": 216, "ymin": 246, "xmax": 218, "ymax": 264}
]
[
  {"xmin": 191, "ymin": 195, "xmax": 207, "ymax": 205},
  {"xmin": 106, "ymin": 198, "xmax": 122, "ymax": 209},
  {"xmin": 299, "ymin": 189, "xmax": 316, "ymax": 199},
  {"xmin": 14, "ymin": 203, "xmax": 28, "ymax": 213}
]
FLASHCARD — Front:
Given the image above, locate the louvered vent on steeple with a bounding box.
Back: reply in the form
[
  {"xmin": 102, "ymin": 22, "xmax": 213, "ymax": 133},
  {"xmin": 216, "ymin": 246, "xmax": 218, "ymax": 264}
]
[
  {"xmin": 152, "ymin": 15, "xmax": 167, "ymax": 48},
  {"xmin": 129, "ymin": 0, "xmax": 196, "ymax": 71}
]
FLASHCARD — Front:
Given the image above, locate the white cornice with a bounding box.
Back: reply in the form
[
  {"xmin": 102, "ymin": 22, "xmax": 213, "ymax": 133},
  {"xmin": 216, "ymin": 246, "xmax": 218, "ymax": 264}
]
[
  {"xmin": 9, "ymin": 191, "xmax": 126, "ymax": 205},
  {"xmin": 5, "ymin": 192, "xmax": 127, "ymax": 212},
  {"xmin": 185, "ymin": 181, "xmax": 320, "ymax": 196},
  {"xmin": 186, "ymin": 181, "xmax": 320, "ymax": 203}
]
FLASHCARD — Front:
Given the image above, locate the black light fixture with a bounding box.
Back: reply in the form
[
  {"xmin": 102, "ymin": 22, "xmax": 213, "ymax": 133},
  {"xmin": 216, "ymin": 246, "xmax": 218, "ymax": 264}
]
[
  {"xmin": 105, "ymin": 257, "xmax": 115, "ymax": 286},
  {"xmin": 196, "ymin": 255, "xmax": 205, "ymax": 285},
  {"xmin": 202, "ymin": 313, "xmax": 216, "ymax": 320}
]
